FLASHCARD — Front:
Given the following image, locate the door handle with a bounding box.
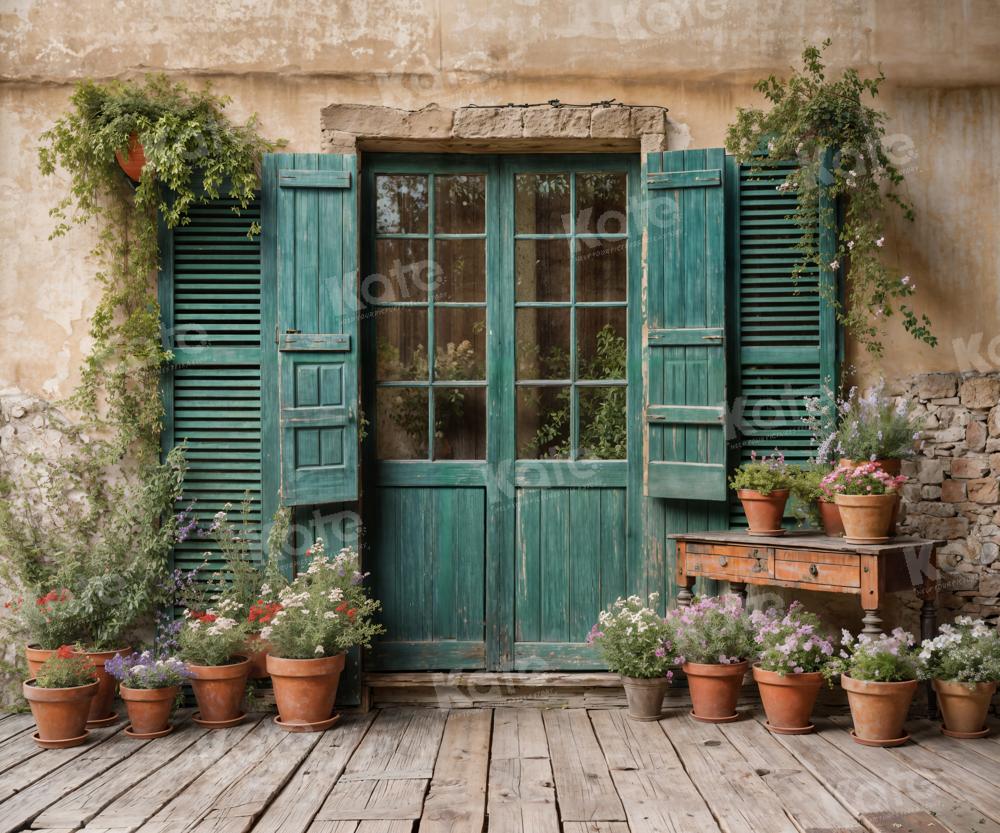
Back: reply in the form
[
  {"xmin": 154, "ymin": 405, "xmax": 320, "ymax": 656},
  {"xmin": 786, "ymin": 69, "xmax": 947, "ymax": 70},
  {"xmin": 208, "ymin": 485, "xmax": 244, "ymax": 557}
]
[
  {"xmin": 718, "ymin": 556, "xmax": 728, "ymax": 567},
  {"xmin": 809, "ymin": 564, "xmax": 819, "ymax": 577}
]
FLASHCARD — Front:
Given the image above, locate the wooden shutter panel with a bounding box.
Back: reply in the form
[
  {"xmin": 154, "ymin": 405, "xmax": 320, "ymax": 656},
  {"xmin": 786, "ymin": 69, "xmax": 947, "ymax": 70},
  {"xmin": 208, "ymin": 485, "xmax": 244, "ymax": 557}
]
[
  {"xmin": 264, "ymin": 153, "xmax": 359, "ymax": 506},
  {"xmin": 643, "ymin": 149, "xmax": 729, "ymax": 501}
]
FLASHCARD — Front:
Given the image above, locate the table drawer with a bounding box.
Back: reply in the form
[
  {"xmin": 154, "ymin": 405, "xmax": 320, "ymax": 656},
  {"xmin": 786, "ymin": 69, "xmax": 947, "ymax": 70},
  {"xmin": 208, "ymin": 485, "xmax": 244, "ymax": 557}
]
[
  {"xmin": 774, "ymin": 558, "xmax": 859, "ymax": 588},
  {"xmin": 687, "ymin": 549, "xmax": 773, "ymax": 581}
]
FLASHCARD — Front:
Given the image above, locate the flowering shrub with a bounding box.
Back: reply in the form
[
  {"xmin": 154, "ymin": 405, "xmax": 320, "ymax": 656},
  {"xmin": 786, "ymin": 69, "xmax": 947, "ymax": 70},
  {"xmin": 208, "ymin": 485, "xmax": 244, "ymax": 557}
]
[
  {"xmin": 587, "ymin": 594, "xmax": 677, "ymax": 680},
  {"xmin": 262, "ymin": 540, "xmax": 384, "ymax": 660},
  {"xmin": 12, "ymin": 588, "xmax": 82, "ymax": 649},
  {"xmin": 668, "ymin": 595, "xmax": 756, "ymax": 665},
  {"xmin": 819, "ymin": 461, "xmax": 907, "ymax": 499},
  {"xmin": 919, "ymin": 617, "xmax": 1000, "ymax": 684},
  {"xmin": 751, "ymin": 602, "xmax": 835, "ymax": 675},
  {"xmin": 105, "ymin": 650, "xmax": 189, "ymax": 689},
  {"xmin": 177, "ymin": 598, "xmax": 248, "ymax": 666},
  {"xmin": 834, "ymin": 384, "xmax": 921, "ymax": 461},
  {"xmin": 729, "ymin": 451, "xmax": 794, "ymax": 495},
  {"xmin": 33, "ymin": 645, "xmax": 97, "ymax": 689},
  {"xmin": 824, "ymin": 628, "xmax": 921, "ymax": 683}
]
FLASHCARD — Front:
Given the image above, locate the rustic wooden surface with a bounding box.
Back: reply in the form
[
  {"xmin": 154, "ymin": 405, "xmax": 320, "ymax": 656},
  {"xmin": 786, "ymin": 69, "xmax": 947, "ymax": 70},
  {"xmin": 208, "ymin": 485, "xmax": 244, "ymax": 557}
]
[{"xmin": 0, "ymin": 705, "xmax": 996, "ymax": 832}]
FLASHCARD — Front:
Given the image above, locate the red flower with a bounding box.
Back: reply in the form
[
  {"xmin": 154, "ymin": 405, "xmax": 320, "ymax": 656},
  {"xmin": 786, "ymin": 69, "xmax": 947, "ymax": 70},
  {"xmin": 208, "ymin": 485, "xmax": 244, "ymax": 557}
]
[
  {"xmin": 191, "ymin": 611, "xmax": 217, "ymax": 624},
  {"xmin": 335, "ymin": 602, "xmax": 348, "ymax": 614},
  {"xmin": 248, "ymin": 601, "xmax": 282, "ymax": 625},
  {"xmin": 56, "ymin": 645, "xmax": 75, "ymax": 660},
  {"xmin": 347, "ymin": 608, "xmax": 356, "ymax": 619}
]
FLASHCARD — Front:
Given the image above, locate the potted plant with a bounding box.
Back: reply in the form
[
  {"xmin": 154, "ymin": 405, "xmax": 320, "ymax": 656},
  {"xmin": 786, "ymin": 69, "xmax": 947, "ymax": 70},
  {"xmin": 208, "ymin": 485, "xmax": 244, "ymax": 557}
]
[
  {"xmin": 790, "ymin": 465, "xmax": 842, "ymax": 536},
  {"xmin": 587, "ymin": 594, "xmax": 678, "ymax": 721},
  {"xmin": 825, "ymin": 628, "xmax": 921, "ymax": 746},
  {"xmin": 919, "ymin": 617, "xmax": 1000, "ymax": 738},
  {"xmin": 669, "ymin": 594, "xmax": 756, "ymax": 723},
  {"xmin": 263, "ymin": 540, "xmax": 383, "ymax": 732},
  {"xmin": 105, "ymin": 651, "xmax": 189, "ymax": 738},
  {"xmin": 13, "ymin": 589, "xmax": 81, "ymax": 676},
  {"xmin": 834, "ymin": 385, "xmax": 922, "ymax": 475},
  {"xmin": 23, "ymin": 646, "xmax": 99, "ymax": 748},
  {"xmin": 729, "ymin": 451, "xmax": 795, "ymax": 535},
  {"xmin": 821, "ymin": 462, "xmax": 908, "ymax": 544},
  {"xmin": 750, "ymin": 603, "xmax": 835, "ymax": 733},
  {"xmin": 178, "ymin": 599, "xmax": 250, "ymax": 727}
]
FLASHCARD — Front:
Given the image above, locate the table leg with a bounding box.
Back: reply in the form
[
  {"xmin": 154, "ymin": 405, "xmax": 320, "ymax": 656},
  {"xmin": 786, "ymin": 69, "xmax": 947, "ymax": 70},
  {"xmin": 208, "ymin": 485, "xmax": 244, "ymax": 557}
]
[
  {"xmin": 731, "ymin": 581, "xmax": 748, "ymax": 607},
  {"xmin": 861, "ymin": 608, "xmax": 883, "ymax": 635},
  {"xmin": 677, "ymin": 575, "xmax": 696, "ymax": 608},
  {"xmin": 920, "ymin": 590, "xmax": 938, "ymax": 719}
]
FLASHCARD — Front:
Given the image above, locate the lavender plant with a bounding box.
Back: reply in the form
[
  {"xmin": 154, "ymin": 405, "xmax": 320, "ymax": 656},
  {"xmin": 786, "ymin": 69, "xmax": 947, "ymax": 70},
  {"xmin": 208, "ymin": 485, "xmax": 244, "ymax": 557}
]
[
  {"xmin": 105, "ymin": 651, "xmax": 189, "ymax": 689},
  {"xmin": 587, "ymin": 594, "xmax": 678, "ymax": 680},
  {"xmin": 668, "ymin": 595, "xmax": 757, "ymax": 665},
  {"xmin": 751, "ymin": 603, "xmax": 835, "ymax": 675}
]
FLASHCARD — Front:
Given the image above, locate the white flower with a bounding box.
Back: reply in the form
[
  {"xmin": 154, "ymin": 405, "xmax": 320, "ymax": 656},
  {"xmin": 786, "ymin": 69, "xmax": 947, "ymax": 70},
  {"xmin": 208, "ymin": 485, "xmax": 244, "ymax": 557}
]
[
  {"xmin": 828, "ymin": 260, "xmax": 839, "ymax": 270},
  {"xmin": 847, "ymin": 240, "xmax": 854, "ymax": 250},
  {"xmin": 901, "ymin": 275, "xmax": 910, "ymax": 285},
  {"xmin": 260, "ymin": 626, "xmax": 273, "ymax": 640},
  {"xmin": 324, "ymin": 611, "xmax": 338, "ymax": 619},
  {"xmin": 314, "ymin": 645, "xmax": 325, "ymax": 656},
  {"xmin": 875, "ymin": 237, "xmax": 884, "ymax": 247}
]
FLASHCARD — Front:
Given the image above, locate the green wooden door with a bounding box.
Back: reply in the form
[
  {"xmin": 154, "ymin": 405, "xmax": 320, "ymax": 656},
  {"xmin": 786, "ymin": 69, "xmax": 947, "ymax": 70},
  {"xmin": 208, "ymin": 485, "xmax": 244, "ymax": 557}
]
[{"xmin": 363, "ymin": 154, "xmax": 642, "ymax": 671}]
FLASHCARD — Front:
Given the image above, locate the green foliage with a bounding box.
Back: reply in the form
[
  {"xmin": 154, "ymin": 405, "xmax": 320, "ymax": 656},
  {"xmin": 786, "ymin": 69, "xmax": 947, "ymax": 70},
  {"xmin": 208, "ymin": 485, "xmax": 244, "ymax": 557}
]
[
  {"xmin": 835, "ymin": 384, "xmax": 922, "ymax": 460},
  {"xmin": 789, "ymin": 463, "xmax": 832, "ymax": 527},
  {"xmin": 33, "ymin": 648, "xmax": 97, "ymax": 689},
  {"xmin": 726, "ymin": 40, "xmax": 935, "ymax": 355},
  {"xmin": 668, "ymin": 595, "xmax": 757, "ymax": 665},
  {"xmin": 587, "ymin": 594, "xmax": 678, "ymax": 680},
  {"xmin": 178, "ymin": 598, "xmax": 249, "ymax": 667},
  {"xmin": 729, "ymin": 451, "xmax": 794, "ymax": 495},
  {"xmin": 824, "ymin": 628, "xmax": 921, "ymax": 683},
  {"xmin": 919, "ymin": 617, "xmax": 1000, "ymax": 684}
]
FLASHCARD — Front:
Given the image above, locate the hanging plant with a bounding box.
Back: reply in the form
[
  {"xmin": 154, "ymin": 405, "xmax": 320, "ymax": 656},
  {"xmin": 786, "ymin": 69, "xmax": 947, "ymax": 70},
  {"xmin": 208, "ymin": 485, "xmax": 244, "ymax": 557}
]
[{"xmin": 726, "ymin": 40, "xmax": 935, "ymax": 356}]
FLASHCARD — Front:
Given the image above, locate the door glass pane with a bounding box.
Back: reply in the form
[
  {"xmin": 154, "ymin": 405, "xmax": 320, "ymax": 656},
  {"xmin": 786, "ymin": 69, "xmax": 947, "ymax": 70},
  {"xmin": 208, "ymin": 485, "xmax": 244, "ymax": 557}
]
[
  {"xmin": 579, "ymin": 387, "xmax": 627, "ymax": 459},
  {"xmin": 515, "ymin": 173, "xmax": 570, "ymax": 234},
  {"xmin": 376, "ymin": 308, "xmax": 428, "ymax": 381},
  {"xmin": 576, "ymin": 238, "xmax": 626, "ymax": 302},
  {"xmin": 577, "ymin": 307, "xmax": 626, "ymax": 380},
  {"xmin": 435, "ymin": 307, "xmax": 486, "ymax": 381},
  {"xmin": 373, "ymin": 239, "xmax": 430, "ymax": 302},
  {"xmin": 376, "ymin": 174, "xmax": 428, "ymax": 234},
  {"xmin": 517, "ymin": 386, "xmax": 570, "ymax": 459},
  {"xmin": 434, "ymin": 387, "xmax": 486, "ymax": 459},
  {"xmin": 515, "ymin": 239, "xmax": 570, "ymax": 302},
  {"xmin": 576, "ymin": 172, "xmax": 627, "ymax": 234},
  {"xmin": 435, "ymin": 175, "xmax": 486, "ymax": 233},
  {"xmin": 376, "ymin": 387, "xmax": 428, "ymax": 459},
  {"xmin": 516, "ymin": 308, "xmax": 570, "ymax": 380},
  {"xmin": 436, "ymin": 238, "xmax": 485, "ymax": 302}
]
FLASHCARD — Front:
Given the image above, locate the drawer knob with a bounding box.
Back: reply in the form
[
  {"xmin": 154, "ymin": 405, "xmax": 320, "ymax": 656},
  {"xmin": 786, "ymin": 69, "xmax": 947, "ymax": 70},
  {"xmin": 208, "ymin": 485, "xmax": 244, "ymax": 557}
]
[
  {"xmin": 719, "ymin": 556, "xmax": 728, "ymax": 567},
  {"xmin": 809, "ymin": 564, "xmax": 819, "ymax": 577}
]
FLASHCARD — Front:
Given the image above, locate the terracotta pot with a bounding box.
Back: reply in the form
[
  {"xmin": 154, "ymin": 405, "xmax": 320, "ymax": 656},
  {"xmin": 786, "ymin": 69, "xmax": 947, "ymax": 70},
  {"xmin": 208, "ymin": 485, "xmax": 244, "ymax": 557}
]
[
  {"xmin": 818, "ymin": 500, "xmax": 845, "ymax": 537},
  {"xmin": 838, "ymin": 458, "xmax": 901, "ymax": 533},
  {"xmin": 23, "ymin": 678, "xmax": 99, "ymax": 747},
  {"xmin": 933, "ymin": 679, "xmax": 997, "ymax": 737},
  {"xmin": 120, "ymin": 685, "xmax": 178, "ymax": 736},
  {"xmin": 114, "ymin": 133, "xmax": 146, "ymax": 182},
  {"xmin": 78, "ymin": 647, "xmax": 129, "ymax": 725},
  {"xmin": 244, "ymin": 634, "xmax": 272, "ymax": 680},
  {"xmin": 841, "ymin": 674, "xmax": 917, "ymax": 745},
  {"xmin": 834, "ymin": 494, "xmax": 898, "ymax": 544},
  {"xmin": 25, "ymin": 644, "xmax": 56, "ymax": 678},
  {"xmin": 620, "ymin": 676, "xmax": 669, "ymax": 722},
  {"xmin": 738, "ymin": 489, "xmax": 789, "ymax": 535},
  {"xmin": 267, "ymin": 653, "xmax": 345, "ymax": 730},
  {"xmin": 187, "ymin": 657, "xmax": 250, "ymax": 724},
  {"xmin": 753, "ymin": 665, "xmax": 823, "ymax": 733},
  {"xmin": 683, "ymin": 660, "xmax": 748, "ymax": 722}
]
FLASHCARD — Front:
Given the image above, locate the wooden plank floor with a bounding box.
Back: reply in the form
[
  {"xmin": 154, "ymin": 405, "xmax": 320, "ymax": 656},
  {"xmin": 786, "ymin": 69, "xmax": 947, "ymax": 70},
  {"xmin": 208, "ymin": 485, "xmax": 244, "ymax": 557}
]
[{"xmin": 0, "ymin": 705, "xmax": 995, "ymax": 832}]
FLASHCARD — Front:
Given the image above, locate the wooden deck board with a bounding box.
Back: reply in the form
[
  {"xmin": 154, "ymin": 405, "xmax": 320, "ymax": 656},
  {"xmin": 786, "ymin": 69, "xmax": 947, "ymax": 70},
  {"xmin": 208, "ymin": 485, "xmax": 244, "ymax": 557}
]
[{"xmin": 419, "ymin": 709, "xmax": 491, "ymax": 833}]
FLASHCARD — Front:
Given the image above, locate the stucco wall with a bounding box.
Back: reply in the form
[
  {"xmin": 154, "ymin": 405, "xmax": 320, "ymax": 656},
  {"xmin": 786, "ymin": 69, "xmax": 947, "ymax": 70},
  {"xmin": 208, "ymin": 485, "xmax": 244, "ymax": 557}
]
[{"xmin": 1, "ymin": 0, "xmax": 999, "ymax": 398}]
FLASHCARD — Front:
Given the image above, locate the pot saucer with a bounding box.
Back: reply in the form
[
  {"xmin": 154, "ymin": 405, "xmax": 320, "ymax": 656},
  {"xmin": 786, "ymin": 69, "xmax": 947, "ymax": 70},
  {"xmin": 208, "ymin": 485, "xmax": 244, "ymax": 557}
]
[
  {"xmin": 625, "ymin": 713, "xmax": 664, "ymax": 722},
  {"xmin": 690, "ymin": 710, "xmax": 742, "ymax": 724},
  {"xmin": 844, "ymin": 536, "xmax": 889, "ymax": 545},
  {"xmin": 32, "ymin": 730, "xmax": 90, "ymax": 749},
  {"xmin": 273, "ymin": 713, "xmax": 341, "ymax": 733},
  {"xmin": 850, "ymin": 729, "xmax": 909, "ymax": 747},
  {"xmin": 941, "ymin": 725, "xmax": 990, "ymax": 739},
  {"xmin": 192, "ymin": 711, "xmax": 246, "ymax": 729},
  {"xmin": 86, "ymin": 710, "xmax": 120, "ymax": 728},
  {"xmin": 765, "ymin": 721, "xmax": 815, "ymax": 735},
  {"xmin": 746, "ymin": 529, "xmax": 785, "ymax": 537},
  {"xmin": 124, "ymin": 723, "xmax": 174, "ymax": 739}
]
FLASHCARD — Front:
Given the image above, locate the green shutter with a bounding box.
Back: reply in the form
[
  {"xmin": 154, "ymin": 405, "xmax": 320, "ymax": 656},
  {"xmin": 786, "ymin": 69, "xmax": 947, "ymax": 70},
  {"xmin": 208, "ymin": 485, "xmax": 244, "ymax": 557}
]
[
  {"xmin": 264, "ymin": 154, "xmax": 360, "ymax": 506},
  {"xmin": 643, "ymin": 149, "xmax": 729, "ymax": 501}
]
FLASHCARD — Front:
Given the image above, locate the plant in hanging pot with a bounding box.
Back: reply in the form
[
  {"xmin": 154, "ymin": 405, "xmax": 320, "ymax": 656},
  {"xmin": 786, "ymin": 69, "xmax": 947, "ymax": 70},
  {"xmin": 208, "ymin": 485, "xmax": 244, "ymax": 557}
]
[
  {"xmin": 821, "ymin": 462, "xmax": 908, "ymax": 544},
  {"xmin": 669, "ymin": 594, "xmax": 756, "ymax": 723},
  {"xmin": 23, "ymin": 646, "xmax": 98, "ymax": 749},
  {"xmin": 178, "ymin": 599, "xmax": 250, "ymax": 728},
  {"xmin": 587, "ymin": 594, "xmax": 678, "ymax": 721},
  {"xmin": 825, "ymin": 628, "xmax": 921, "ymax": 746},
  {"xmin": 105, "ymin": 651, "xmax": 189, "ymax": 739},
  {"xmin": 750, "ymin": 603, "xmax": 835, "ymax": 733},
  {"xmin": 919, "ymin": 617, "xmax": 1000, "ymax": 739},
  {"xmin": 730, "ymin": 452, "xmax": 795, "ymax": 535},
  {"xmin": 263, "ymin": 540, "xmax": 384, "ymax": 732}
]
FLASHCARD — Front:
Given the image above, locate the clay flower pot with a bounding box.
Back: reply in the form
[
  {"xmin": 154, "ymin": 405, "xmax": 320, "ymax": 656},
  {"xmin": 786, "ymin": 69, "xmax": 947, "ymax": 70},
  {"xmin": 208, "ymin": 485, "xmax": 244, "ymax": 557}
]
[
  {"xmin": 834, "ymin": 494, "xmax": 898, "ymax": 544},
  {"xmin": 25, "ymin": 644, "xmax": 56, "ymax": 678},
  {"xmin": 933, "ymin": 679, "xmax": 997, "ymax": 738},
  {"xmin": 267, "ymin": 653, "xmax": 345, "ymax": 732},
  {"xmin": 841, "ymin": 674, "xmax": 917, "ymax": 746},
  {"xmin": 187, "ymin": 657, "xmax": 250, "ymax": 727},
  {"xmin": 818, "ymin": 500, "xmax": 845, "ymax": 537},
  {"xmin": 23, "ymin": 678, "xmax": 99, "ymax": 748},
  {"xmin": 120, "ymin": 685, "xmax": 178, "ymax": 738},
  {"xmin": 753, "ymin": 665, "xmax": 823, "ymax": 734},
  {"xmin": 114, "ymin": 132, "xmax": 146, "ymax": 182},
  {"xmin": 838, "ymin": 458, "xmax": 901, "ymax": 533},
  {"xmin": 683, "ymin": 660, "xmax": 748, "ymax": 723},
  {"xmin": 244, "ymin": 634, "xmax": 272, "ymax": 680},
  {"xmin": 621, "ymin": 676, "xmax": 670, "ymax": 722},
  {"xmin": 738, "ymin": 489, "xmax": 788, "ymax": 536},
  {"xmin": 78, "ymin": 647, "xmax": 129, "ymax": 726}
]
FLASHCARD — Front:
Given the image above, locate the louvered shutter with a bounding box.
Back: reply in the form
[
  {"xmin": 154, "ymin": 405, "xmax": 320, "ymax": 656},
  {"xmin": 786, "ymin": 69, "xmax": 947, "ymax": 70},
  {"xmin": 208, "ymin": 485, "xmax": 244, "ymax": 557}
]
[
  {"xmin": 643, "ymin": 149, "xmax": 729, "ymax": 501},
  {"xmin": 264, "ymin": 154, "xmax": 359, "ymax": 506}
]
